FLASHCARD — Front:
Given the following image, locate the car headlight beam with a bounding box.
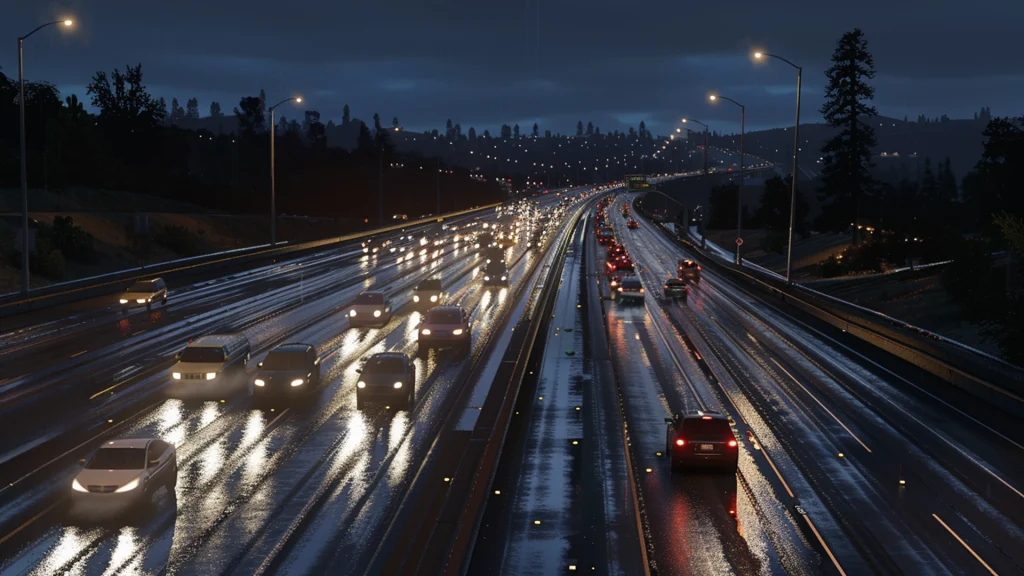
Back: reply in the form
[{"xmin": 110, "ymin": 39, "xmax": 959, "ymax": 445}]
[
  {"xmin": 172, "ymin": 372, "xmax": 182, "ymax": 380},
  {"xmin": 393, "ymin": 382, "xmax": 403, "ymax": 389},
  {"xmin": 373, "ymin": 310, "xmax": 382, "ymax": 318},
  {"xmin": 357, "ymin": 381, "xmax": 366, "ymax": 388},
  {"xmin": 290, "ymin": 379, "xmax": 304, "ymax": 387},
  {"xmin": 350, "ymin": 309, "xmax": 357, "ymax": 317},
  {"xmin": 72, "ymin": 478, "xmax": 88, "ymax": 492},
  {"xmin": 206, "ymin": 372, "xmax": 217, "ymax": 380},
  {"xmin": 254, "ymin": 379, "xmax": 265, "ymax": 387},
  {"xmin": 115, "ymin": 477, "xmax": 141, "ymax": 493}
]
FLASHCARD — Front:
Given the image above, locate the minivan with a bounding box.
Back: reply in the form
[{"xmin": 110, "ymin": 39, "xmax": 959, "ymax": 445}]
[{"xmin": 169, "ymin": 333, "xmax": 251, "ymax": 399}]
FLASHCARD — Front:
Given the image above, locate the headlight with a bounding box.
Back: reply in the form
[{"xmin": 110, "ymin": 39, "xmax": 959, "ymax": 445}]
[
  {"xmin": 290, "ymin": 379, "xmax": 304, "ymax": 387},
  {"xmin": 430, "ymin": 295, "xmax": 438, "ymax": 302},
  {"xmin": 350, "ymin": 310, "xmax": 357, "ymax": 317},
  {"xmin": 254, "ymin": 379, "xmax": 265, "ymax": 387},
  {"xmin": 72, "ymin": 478, "xmax": 88, "ymax": 492},
  {"xmin": 618, "ymin": 287, "xmax": 624, "ymax": 292},
  {"xmin": 414, "ymin": 295, "xmax": 420, "ymax": 302},
  {"xmin": 206, "ymin": 372, "xmax": 217, "ymax": 380},
  {"xmin": 357, "ymin": 381, "xmax": 366, "ymax": 388},
  {"xmin": 136, "ymin": 299, "xmax": 147, "ymax": 304},
  {"xmin": 452, "ymin": 329, "xmax": 464, "ymax": 336},
  {"xmin": 421, "ymin": 328, "xmax": 431, "ymax": 335},
  {"xmin": 393, "ymin": 382, "xmax": 403, "ymax": 389},
  {"xmin": 115, "ymin": 478, "xmax": 141, "ymax": 493},
  {"xmin": 119, "ymin": 299, "xmax": 128, "ymax": 304},
  {"xmin": 373, "ymin": 310, "xmax": 382, "ymax": 318},
  {"xmin": 501, "ymin": 276, "xmax": 507, "ymax": 281},
  {"xmin": 172, "ymin": 372, "xmax": 182, "ymax": 380},
  {"xmin": 484, "ymin": 276, "xmax": 490, "ymax": 281},
  {"xmin": 639, "ymin": 288, "xmax": 644, "ymax": 294}
]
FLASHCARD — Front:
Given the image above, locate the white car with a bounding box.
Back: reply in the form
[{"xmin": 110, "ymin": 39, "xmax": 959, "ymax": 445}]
[
  {"xmin": 349, "ymin": 290, "xmax": 393, "ymax": 328},
  {"xmin": 119, "ymin": 278, "xmax": 167, "ymax": 310},
  {"xmin": 418, "ymin": 306, "xmax": 472, "ymax": 357},
  {"xmin": 72, "ymin": 438, "xmax": 177, "ymax": 507}
]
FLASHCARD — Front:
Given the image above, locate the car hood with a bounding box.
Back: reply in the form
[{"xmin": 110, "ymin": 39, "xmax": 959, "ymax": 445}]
[
  {"xmin": 122, "ymin": 291, "xmax": 157, "ymax": 300},
  {"xmin": 350, "ymin": 303, "xmax": 387, "ymax": 312},
  {"xmin": 359, "ymin": 372, "xmax": 405, "ymax": 384},
  {"xmin": 172, "ymin": 362, "xmax": 224, "ymax": 373},
  {"xmin": 256, "ymin": 369, "xmax": 308, "ymax": 380},
  {"xmin": 75, "ymin": 468, "xmax": 144, "ymax": 487},
  {"xmin": 421, "ymin": 322, "xmax": 465, "ymax": 332}
]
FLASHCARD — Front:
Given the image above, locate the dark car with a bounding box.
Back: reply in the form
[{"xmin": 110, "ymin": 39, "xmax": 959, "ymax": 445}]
[
  {"xmin": 418, "ymin": 306, "xmax": 472, "ymax": 357},
  {"xmin": 617, "ymin": 276, "xmax": 645, "ymax": 304},
  {"xmin": 663, "ymin": 278, "xmax": 689, "ymax": 300},
  {"xmin": 665, "ymin": 411, "xmax": 738, "ymax": 472},
  {"xmin": 482, "ymin": 261, "xmax": 509, "ymax": 286},
  {"xmin": 484, "ymin": 246, "xmax": 506, "ymax": 265},
  {"xmin": 253, "ymin": 343, "xmax": 321, "ymax": 403},
  {"xmin": 477, "ymin": 232, "xmax": 495, "ymax": 249},
  {"xmin": 356, "ymin": 353, "xmax": 416, "ymax": 410},
  {"xmin": 412, "ymin": 278, "xmax": 445, "ymax": 310},
  {"xmin": 627, "ymin": 219, "xmax": 639, "ymax": 229},
  {"xmin": 677, "ymin": 259, "xmax": 702, "ymax": 283}
]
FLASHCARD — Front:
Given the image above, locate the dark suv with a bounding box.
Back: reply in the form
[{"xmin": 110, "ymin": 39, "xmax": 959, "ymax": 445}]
[
  {"xmin": 356, "ymin": 353, "xmax": 416, "ymax": 410},
  {"xmin": 665, "ymin": 410, "xmax": 738, "ymax": 472}
]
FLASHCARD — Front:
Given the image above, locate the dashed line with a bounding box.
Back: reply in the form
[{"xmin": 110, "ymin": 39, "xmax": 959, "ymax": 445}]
[
  {"xmin": 70, "ymin": 350, "xmax": 88, "ymax": 358},
  {"xmin": 0, "ymin": 502, "xmax": 58, "ymax": 546},
  {"xmin": 932, "ymin": 514, "xmax": 999, "ymax": 575},
  {"xmin": 132, "ymin": 330, "xmax": 147, "ymax": 336},
  {"xmin": 802, "ymin": 512, "xmax": 848, "ymax": 576}
]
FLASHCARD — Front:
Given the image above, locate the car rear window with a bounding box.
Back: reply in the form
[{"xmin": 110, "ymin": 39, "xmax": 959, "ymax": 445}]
[
  {"xmin": 86, "ymin": 447, "xmax": 146, "ymax": 470},
  {"xmin": 180, "ymin": 347, "xmax": 225, "ymax": 363},
  {"xmin": 365, "ymin": 357, "xmax": 406, "ymax": 373},
  {"xmin": 129, "ymin": 281, "xmax": 156, "ymax": 292},
  {"xmin": 355, "ymin": 293, "xmax": 385, "ymax": 305},
  {"xmin": 682, "ymin": 418, "xmax": 732, "ymax": 439},
  {"xmin": 262, "ymin": 350, "xmax": 308, "ymax": 370},
  {"xmin": 680, "ymin": 261, "xmax": 697, "ymax": 269},
  {"xmin": 417, "ymin": 279, "xmax": 442, "ymax": 291},
  {"xmin": 622, "ymin": 278, "xmax": 642, "ymax": 289},
  {"xmin": 427, "ymin": 309, "xmax": 462, "ymax": 324}
]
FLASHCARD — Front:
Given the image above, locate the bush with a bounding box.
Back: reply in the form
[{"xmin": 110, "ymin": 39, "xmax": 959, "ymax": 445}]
[
  {"xmin": 49, "ymin": 216, "xmax": 97, "ymax": 263},
  {"xmin": 155, "ymin": 224, "xmax": 203, "ymax": 257},
  {"xmin": 7, "ymin": 238, "xmax": 66, "ymax": 281}
]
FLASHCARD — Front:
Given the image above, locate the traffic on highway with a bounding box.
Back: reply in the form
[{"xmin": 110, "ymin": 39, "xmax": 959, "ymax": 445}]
[{"xmin": 0, "ymin": 180, "xmax": 1021, "ymax": 576}]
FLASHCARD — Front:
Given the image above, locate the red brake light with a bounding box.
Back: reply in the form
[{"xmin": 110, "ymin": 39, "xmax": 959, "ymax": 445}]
[
  {"xmin": 702, "ymin": 415, "xmax": 713, "ymax": 420},
  {"xmin": 697, "ymin": 266, "xmax": 702, "ymax": 271},
  {"xmin": 728, "ymin": 440, "xmax": 737, "ymax": 447},
  {"xmin": 675, "ymin": 438, "xmax": 685, "ymax": 446}
]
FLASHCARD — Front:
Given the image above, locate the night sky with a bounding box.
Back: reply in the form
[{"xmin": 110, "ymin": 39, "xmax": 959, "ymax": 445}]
[{"xmin": 4, "ymin": 1, "xmax": 1022, "ymax": 136}]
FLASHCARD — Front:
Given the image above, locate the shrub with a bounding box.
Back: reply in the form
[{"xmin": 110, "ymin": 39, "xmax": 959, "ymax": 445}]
[
  {"xmin": 49, "ymin": 216, "xmax": 97, "ymax": 263},
  {"xmin": 8, "ymin": 238, "xmax": 66, "ymax": 281},
  {"xmin": 155, "ymin": 224, "xmax": 203, "ymax": 257}
]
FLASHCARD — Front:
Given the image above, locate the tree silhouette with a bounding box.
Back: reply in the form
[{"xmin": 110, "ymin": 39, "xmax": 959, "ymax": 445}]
[
  {"xmin": 586, "ymin": 121, "xmax": 594, "ymax": 136},
  {"xmin": 576, "ymin": 121, "xmax": 583, "ymax": 137},
  {"xmin": 639, "ymin": 121, "xmax": 646, "ymax": 137},
  {"xmin": 392, "ymin": 116, "xmax": 400, "ymax": 129},
  {"xmin": 169, "ymin": 98, "xmax": 185, "ymax": 126},
  {"xmin": 532, "ymin": 123, "xmax": 539, "ymax": 138},
  {"xmin": 258, "ymin": 89, "xmax": 267, "ymax": 127},
  {"xmin": 209, "ymin": 101, "xmax": 223, "ymax": 118},
  {"xmin": 85, "ymin": 63, "xmax": 164, "ymax": 131},
  {"xmin": 817, "ymin": 28, "xmax": 878, "ymax": 243},
  {"xmin": 545, "ymin": 130, "xmax": 551, "ymax": 139},
  {"xmin": 185, "ymin": 97, "xmax": 200, "ymax": 122},
  {"xmin": 156, "ymin": 97, "xmax": 168, "ymax": 119},
  {"xmin": 234, "ymin": 96, "xmax": 265, "ymax": 136},
  {"xmin": 483, "ymin": 129, "xmax": 491, "ymax": 139},
  {"xmin": 342, "ymin": 104, "xmax": 351, "ymax": 125},
  {"xmin": 454, "ymin": 123, "xmax": 462, "ymax": 139},
  {"xmin": 468, "ymin": 127, "xmax": 476, "ymax": 141},
  {"xmin": 446, "ymin": 119, "xmax": 454, "ymax": 139},
  {"xmin": 373, "ymin": 112, "xmax": 382, "ymax": 134},
  {"xmin": 513, "ymin": 124, "xmax": 520, "ymax": 139},
  {"xmin": 500, "ymin": 124, "xmax": 512, "ymax": 139},
  {"xmin": 305, "ymin": 110, "xmax": 326, "ymax": 148},
  {"xmin": 357, "ymin": 121, "xmax": 374, "ymax": 151}
]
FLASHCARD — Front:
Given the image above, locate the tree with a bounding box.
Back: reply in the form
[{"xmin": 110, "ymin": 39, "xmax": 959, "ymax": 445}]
[
  {"xmin": 156, "ymin": 97, "xmax": 168, "ymax": 119},
  {"xmin": 372, "ymin": 112, "xmax": 382, "ymax": 134},
  {"xmin": 544, "ymin": 130, "xmax": 551, "ymax": 139},
  {"xmin": 965, "ymin": 116, "xmax": 1024, "ymax": 234},
  {"xmin": 392, "ymin": 116, "xmax": 400, "ymax": 130},
  {"xmin": 446, "ymin": 119, "xmax": 454, "ymax": 139},
  {"xmin": 169, "ymin": 98, "xmax": 185, "ymax": 126},
  {"xmin": 500, "ymin": 124, "xmax": 512, "ymax": 139},
  {"xmin": 258, "ymin": 89, "xmax": 267, "ymax": 125},
  {"xmin": 639, "ymin": 121, "xmax": 646, "ymax": 138},
  {"xmin": 938, "ymin": 157, "xmax": 957, "ymax": 205},
  {"xmin": 357, "ymin": 121, "xmax": 374, "ymax": 151},
  {"xmin": 209, "ymin": 101, "xmax": 223, "ymax": 118},
  {"xmin": 817, "ymin": 28, "xmax": 878, "ymax": 243},
  {"xmin": 532, "ymin": 123, "xmax": 539, "ymax": 138},
  {"xmin": 595, "ymin": 126, "xmax": 601, "ymax": 136},
  {"xmin": 513, "ymin": 124, "xmax": 520, "ymax": 139},
  {"xmin": 304, "ymin": 110, "xmax": 326, "ymax": 148},
  {"xmin": 185, "ymin": 97, "xmax": 200, "ymax": 124},
  {"xmin": 756, "ymin": 175, "xmax": 809, "ymax": 251},
  {"xmin": 586, "ymin": 121, "xmax": 594, "ymax": 136},
  {"xmin": 468, "ymin": 127, "xmax": 477, "ymax": 141},
  {"xmin": 234, "ymin": 96, "xmax": 265, "ymax": 136},
  {"xmin": 454, "ymin": 123, "xmax": 462, "ymax": 139},
  {"xmin": 342, "ymin": 104, "xmax": 351, "ymax": 125},
  {"xmin": 628, "ymin": 127, "xmax": 636, "ymax": 138},
  {"xmin": 483, "ymin": 129, "xmax": 491, "ymax": 139},
  {"xmin": 85, "ymin": 63, "xmax": 165, "ymax": 134},
  {"xmin": 576, "ymin": 121, "xmax": 584, "ymax": 137}
]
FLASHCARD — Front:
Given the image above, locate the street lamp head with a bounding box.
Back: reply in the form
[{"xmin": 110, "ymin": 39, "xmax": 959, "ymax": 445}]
[
  {"xmin": 681, "ymin": 118, "xmax": 687, "ymax": 123},
  {"xmin": 295, "ymin": 97, "xmax": 302, "ymax": 103},
  {"xmin": 676, "ymin": 128, "xmax": 681, "ymax": 133},
  {"xmin": 709, "ymin": 94, "xmax": 717, "ymax": 101},
  {"xmin": 63, "ymin": 20, "xmax": 74, "ymax": 27},
  {"xmin": 754, "ymin": 51, "xmax": 763, "ymax": 59}
]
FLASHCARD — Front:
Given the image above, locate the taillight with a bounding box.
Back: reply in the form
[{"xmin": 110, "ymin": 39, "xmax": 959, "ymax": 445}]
[
  {"xmin": 728, "ymin": 440, "xmax": 737, "ymax": 447},
  {"xmin": 675, "ymin": 438, "xmax": 685, "ymax": 446},
  {"xmin": 697, "ymin": 266, "xmax": 702, "ymax": 271}
]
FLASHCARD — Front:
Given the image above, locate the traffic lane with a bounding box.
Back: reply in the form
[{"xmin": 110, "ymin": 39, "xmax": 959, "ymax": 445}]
[
  {"xmin": 493, "ymin": 222, "xmax": 585, "ymax": 575},
  {"xmin": 0, "ymin": 235, "xmax": 477, "ymax": 468},
  {"xmin": 267, "ymin": 240, "xmax": 541, "ymax": 575},
  {"xmin": 634, "ymin": 213, "xmax": 1024, "ymax": 568},
  {"xmin": 0, "ymin": 255, "xmax": 483, "ymax": 575}
]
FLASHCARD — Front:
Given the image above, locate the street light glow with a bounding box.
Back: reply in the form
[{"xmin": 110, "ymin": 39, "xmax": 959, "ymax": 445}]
[
  {"xmin": 754, "ymin": 51, "xmax": 763, "ymax": 59},
  {"xmin": 63, "ymin": 20, "xmax": 74, "ymax": 26},
  {"xmin": 295, "ymin": 97, "xmax": 303, "ymax": 103},
  {"xmin": 709, "ymin": 94, "xmax": 717, "ymax": 101}
]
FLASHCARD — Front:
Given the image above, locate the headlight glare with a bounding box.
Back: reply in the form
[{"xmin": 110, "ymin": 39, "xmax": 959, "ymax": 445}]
[
  {"xmin": 393, "ymin": 382, "xmax": 403, "ymax": 389},
  {"xmin": 172, "ymin": 372, "xmax": 181, "ymax": 380},
  {"xmin": 357, "ymin": 381, "xmax": 366, "ymax": 388},
  {"xmin": 254, "ymin": 379, "xmax": 265, "ymax": 387},
  {"xmin": 290, "ymin": 379, "xmax": 304, "ymax": 387},
  {"xmin": 206, "ymin": 372, "xmax": 217, "ymax": 380},
  {"xmin": 72, "ymin": 478, "xmax": 88, "ymax": 492},
  {"xmin": 115, "ymin": 478, "xmax": 141, "ymax": 493}
]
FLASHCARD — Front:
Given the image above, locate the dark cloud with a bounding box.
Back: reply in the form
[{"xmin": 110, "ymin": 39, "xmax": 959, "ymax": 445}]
[{"xmin": 4, "ymin": 0, "xmax": 1022, "ymax": 136}]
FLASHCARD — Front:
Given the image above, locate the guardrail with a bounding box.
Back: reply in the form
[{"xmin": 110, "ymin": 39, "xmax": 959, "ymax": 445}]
[
  {"xmin": 0, "ymin": 203, "xmax": 502, "ymax": 318},
  {"xmin": 636, "ymin": 202, "xmax": 1024, "ymax": 419}
]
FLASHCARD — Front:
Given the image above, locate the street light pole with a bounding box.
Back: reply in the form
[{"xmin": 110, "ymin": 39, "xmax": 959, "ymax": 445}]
[
  {"xmin": 267, "ymin": 96, "xmax": 302, "ymax": 246},
  {"xmin": 709, "ymin": 94, "xmax": 746, "ymax": 264},
  {"xmin": 755, "ymin": 51, "xmax": 802, "ymax": 283},
  {"xmin": 17, "ymin": 19, "xmax": 73, "ymax": 294}
]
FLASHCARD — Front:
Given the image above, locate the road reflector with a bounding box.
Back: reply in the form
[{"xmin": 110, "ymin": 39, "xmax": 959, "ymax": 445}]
[
  {"xmin": 444, "ymin": 477, "xmax": 451, "ymax": 482},
  {"xmin": 569, "ymin": 566, "xmax": 577, "ymax": 571},
  {"xmin": 837, "ymin": 452, "xmax": 844, "ymax": 458},
  {"xmin": 899, "ymin": 479, "xmax": 906, "ymax": 486},
  {"xmin": 107, "ymin": 419, "xmax": 114, "ymax": 423},
  {"xmin": 494, "ymin": 490, "xmax": 501, "ymax": 495},
  {"xmin": 655, "ymin": 451, "xmax": 663, "ymax": 457},
  {"xmin": 575, "ymin": 406, "xmax": 580, "ymax": 411},
  {"xmin": 572, "ymin": 440, "xmax": 579, "ymax": 445}
]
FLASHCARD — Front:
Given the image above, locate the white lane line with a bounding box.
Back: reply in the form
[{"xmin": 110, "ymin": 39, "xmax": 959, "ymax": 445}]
[
  {"xmin": 932, "ymin": 513, "xmax": 999, "ymax": 575},
  {"xmin": 70, "ymin": 350, "xmax": 88, "ymax": 358},
  {"xmin": 769, "ymin": 358, "xmax": 873, "ymax": 454}
]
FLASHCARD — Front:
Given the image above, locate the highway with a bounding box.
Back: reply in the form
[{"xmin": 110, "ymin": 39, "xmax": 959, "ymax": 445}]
[{"xmin": 0, "ymin": 180, "xmax": 1022, "ymax": 576}]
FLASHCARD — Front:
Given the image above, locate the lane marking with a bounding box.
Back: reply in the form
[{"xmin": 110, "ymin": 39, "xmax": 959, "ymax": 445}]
[
  {"xmin": 769, "ymin": 358, "xmax": 872, "ymax": 453},
  {"xmin": 0, "ymin": 502, "xmax": 58, "ymax": 546},
  {"xmin": 132, "ymin": 329, "xmax": 147, "ymax": 336},
  {"xmin": 748, "ymin": 430, "xmax": 794, "ymax": 498},
  {"xmin": 802, "ymin": 512, "xmax": 848, "ymax": 576},
  {"xmin": 89, "ymin": 379, "xmax": 132, "ymax": 400},
  {"xmin": 932, "ymin": 513, "xmax": 999, "ymax": 575},
  {"xmin": 70, "ymin": 350, "xmax": 88, "ymax": 358}
]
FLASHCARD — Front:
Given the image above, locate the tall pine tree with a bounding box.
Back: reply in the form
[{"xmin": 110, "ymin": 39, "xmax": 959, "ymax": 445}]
[{"xmin": 818, "ymin": 28, "xmax": 878, "ymax": 244}]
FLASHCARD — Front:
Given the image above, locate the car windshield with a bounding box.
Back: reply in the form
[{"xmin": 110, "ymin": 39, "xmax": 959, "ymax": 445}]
[
  {"xmin": 179, "ymin": 347, "xmax": 225, "ymax": 363},
  {"xmin": 355, "ymin": 293, "xmax": 385, "ymax": 305},
  {"xmin": 364, "ymin": 357, "xmax": 406, "ymax": 373},
  {"xmin": 128, "ymin": 281, "xmax": 156, "ymax": 292},
  {"xmin": 682, "ymin": 418, "xmax": 732, "ymax": 439},
  {"xmin": 417, "ymin": 279, "xmax": 442, "ymax": 291},
  {"xmin": 262, "ymin": 350, "xmax": 308, "ymax": 370},
  {"xmin": 86, "ymin": 447, "xmax": 146, "ymax": 470},
  {"xmin": 427, "ymin": 309, "xmax": 462, "ymax": 324}
]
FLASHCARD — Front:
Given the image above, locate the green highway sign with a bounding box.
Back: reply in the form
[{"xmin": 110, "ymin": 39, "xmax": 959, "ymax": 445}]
[{"xmin": 626, "ymin": 174, "xmax": 650, "ymax": 191}]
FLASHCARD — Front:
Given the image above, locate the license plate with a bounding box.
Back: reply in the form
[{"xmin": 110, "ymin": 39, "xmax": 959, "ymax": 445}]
[{"xmin": 699, "ymin": 444, "xmax": 715, "ymax": 452}]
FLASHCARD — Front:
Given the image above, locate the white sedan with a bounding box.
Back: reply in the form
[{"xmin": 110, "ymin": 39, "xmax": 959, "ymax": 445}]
[{"xmin": 72, "ymin": 438, "xmax": 177, "ymax": 508}]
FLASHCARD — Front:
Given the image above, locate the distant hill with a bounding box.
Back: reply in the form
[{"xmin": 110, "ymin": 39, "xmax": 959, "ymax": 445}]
[{"xmin": 711, "ymin": 115, "xmax": 992, "ymax": 185}]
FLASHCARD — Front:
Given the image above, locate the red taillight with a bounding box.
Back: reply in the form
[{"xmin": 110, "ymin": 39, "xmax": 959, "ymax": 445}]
[
  {"xmin": 675, "ymin": 438, "xmax": 685, "ymax": 446},
  {"xmin": 728, "ymin": 440, "xmax": 737, "ymax": 447},
  {"xmin": 697, "ymin": 266, "xmax": 702, "ymax": 271},
  {"xmin": 702, "ymin": 415, "xmax": 713, "ymax": 420}
]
